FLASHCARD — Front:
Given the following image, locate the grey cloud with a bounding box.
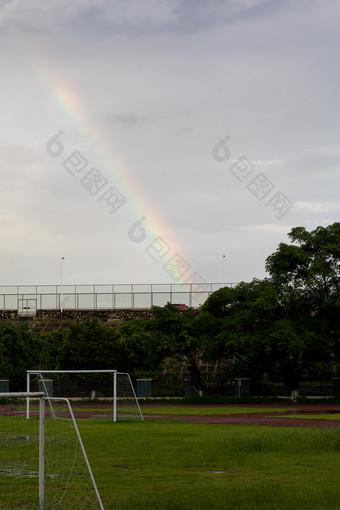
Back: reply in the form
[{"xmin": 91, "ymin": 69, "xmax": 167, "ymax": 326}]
[
  {"xmin": 291, "ymin": 148, "xmax": 340, "ymax": 172},
  {"xmin": 0, "ymin": 0, "xmax": 315, "ymax": 34},
  {"xmin": 108, "ymin": 113, "xmax": 145, "ymax": 128},
  {"xmin": 0, "ymin": 0, "xmax": 177, "ymax": 32},
  {"xmin": 170, "ymin": 127, "xmax": 194, "ymax": 136}
]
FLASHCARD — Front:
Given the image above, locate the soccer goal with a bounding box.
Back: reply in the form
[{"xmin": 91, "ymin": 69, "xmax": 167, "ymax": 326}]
[
  {"xmin": 26, "ymin": 370, "xmax": 143, "ymax": 422},
  {"xmin": 0, "ymin": 392, "xmax": 104, "ymax": 509}
]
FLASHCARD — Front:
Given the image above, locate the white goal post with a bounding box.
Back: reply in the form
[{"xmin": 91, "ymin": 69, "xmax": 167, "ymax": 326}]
[
  {"xmin": 26, "ymin": 370, "xmax": 143, "ymax": 422},
  {"xmin": 0, "ymin": 392, "xmax": 104, "ymax": 509}
]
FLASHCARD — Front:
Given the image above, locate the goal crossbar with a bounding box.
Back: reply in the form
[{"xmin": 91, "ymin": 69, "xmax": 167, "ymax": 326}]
[
  {"xmin": 28, "ymin": 370, "xmax": 118, "ymax": 374},
  {"xmin": 0, "ymin": 392, "xmax": 44, "ymax": 398}
]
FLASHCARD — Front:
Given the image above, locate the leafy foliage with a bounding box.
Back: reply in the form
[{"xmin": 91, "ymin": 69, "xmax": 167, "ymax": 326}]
[
  {"xmin": 202, "ymin": 279, "xmax": 331, "ymax": 390},
  {"xmin": 266, "ymin": 222, "xmax": 340, "ymax": 366},
  {"xmin": 117, "ymin": 319, "xmax": 166, "ymax": 377},
  {"xmin": 0, "ymin": 323, "xmax": 43, "ymax": 387},
  {"xmin": 266, "ymin": 223, "xmax": 340, "ymax": 307},
  {"xmin": 148, "ymin": 304, "xmax": 206, "ymax": 387}
]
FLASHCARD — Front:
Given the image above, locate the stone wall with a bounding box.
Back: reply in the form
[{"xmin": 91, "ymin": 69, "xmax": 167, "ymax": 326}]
[
  {"xmin": 0, "ymin": 308, "xmax": 153, "ymax": 331},
  {"xmin": 0, "ymin": 308, "xmax": 153, "ymax": 321},
  {"xmin": 35, "ymin": 308, "xmax": 153, "ymax": 320}
]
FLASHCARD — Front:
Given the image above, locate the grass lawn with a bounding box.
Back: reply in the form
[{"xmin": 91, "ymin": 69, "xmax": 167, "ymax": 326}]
[
  {"xmin": 2, "ymin": 404, "xmax": 340, "ymax": 509},
  {"xmin": 77, "ymin": 419, "xmax": 340, "ymax": 510}
]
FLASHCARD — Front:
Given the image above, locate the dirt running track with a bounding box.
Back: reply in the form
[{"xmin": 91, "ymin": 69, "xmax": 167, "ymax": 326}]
[
  {"xmin": 21, "ymin": 403, "xmax": 340, "ymax": 428},
  {"xmin": 141, "ymin": 404, "xmax": 340, "ymax": 428}
]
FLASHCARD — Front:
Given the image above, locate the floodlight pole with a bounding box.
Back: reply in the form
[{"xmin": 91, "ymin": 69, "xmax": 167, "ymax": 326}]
[
  {"xmin": 61, "ymin": 257, "xmax": 64, "ymax": 319},
  {"xmin": 222, "ymin": 254, "xmax": 226, "ymax": 285}
]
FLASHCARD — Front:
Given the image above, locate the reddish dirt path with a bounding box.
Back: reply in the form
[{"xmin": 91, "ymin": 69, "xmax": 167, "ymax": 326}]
[
  {"xmin": 140, "ymin": 403, "xmax": 340, "ymax": 428},
  {"xmin": 20, "ymin": 402, "xmax": 340, "ymax": 428}
]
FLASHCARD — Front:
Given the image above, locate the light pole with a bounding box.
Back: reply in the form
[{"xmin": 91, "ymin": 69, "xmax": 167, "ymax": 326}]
[
  {"xmin": 222, "ymin": 254, "xmax": 226, "ymax": 286},
  {"xmin": 61, "ymin": 257, "xmax": 65, "ymax": 319}
]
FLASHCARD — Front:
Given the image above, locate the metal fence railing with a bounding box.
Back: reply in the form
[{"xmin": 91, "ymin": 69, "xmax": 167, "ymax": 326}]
[{"xmin": 0, "ymin": 283, "xmax": 238, "ymax": 313}]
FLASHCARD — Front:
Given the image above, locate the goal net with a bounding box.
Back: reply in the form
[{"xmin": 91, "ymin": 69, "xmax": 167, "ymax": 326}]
[
  {"xmin": 0, "ymin": 392, "xmax": 104, "ymax": 509},
  {"xmin": 27, "ymin": 370, "xmax": 143, "ymax": 422}
]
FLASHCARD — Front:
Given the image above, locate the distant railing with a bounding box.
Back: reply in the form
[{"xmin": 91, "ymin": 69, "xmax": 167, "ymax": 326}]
[{"xmin": 0, "ymin": 283, "xmax": 237, "ymax": 313}]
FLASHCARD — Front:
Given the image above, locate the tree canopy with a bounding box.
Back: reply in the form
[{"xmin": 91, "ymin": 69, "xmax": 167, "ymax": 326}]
[
  {"xmin": 266, "ymin": 223, "xmax": 340, "ymax": 308},
  {"xmin": 201, "ymin": 279, "xmax": 331, "ymax": 390},
  {"xmin": 266, "ymin": 222, "xmax": 340, "ymax": 368},
  {"xmin": 0, "ymin": 323, "xmax": 44, "ymax": 388}
]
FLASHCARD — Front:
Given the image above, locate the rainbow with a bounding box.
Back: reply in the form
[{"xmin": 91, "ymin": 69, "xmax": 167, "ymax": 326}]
[{"xmin": 31, "ymin": 56, "xmax": 194, "ymax": 283}]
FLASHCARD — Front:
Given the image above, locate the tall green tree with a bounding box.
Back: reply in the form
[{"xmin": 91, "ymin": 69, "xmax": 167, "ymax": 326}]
[
  {"xmin": 265, "ymin": 223, "xmax": 340, "ymax": 307},
  {"xmin": 55, "ymin": 317, "xmax": 124, "ymax": 370},
  {"xmin": 266, "ymin": 222, "xmax": 340, "ymax": 366},
  {"xmin": 117, "ymin": 319, "xmax": 166, "ymax": 377},
  {"xmin": 201, "ymin": 280, "xmax": 331, "ymax": 392},
  {"xmin": 149, "ymin": 304, "xmax": 209, "ymax": 389},
  {"xmin": 0, "ymin": 323, "xmax": 43, "ymax": 388}
]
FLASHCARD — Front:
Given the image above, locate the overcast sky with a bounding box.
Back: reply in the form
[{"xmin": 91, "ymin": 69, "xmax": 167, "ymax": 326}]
[{"xmin": 0, "ymin": 0, "xmax": 339, "ymax": 288}]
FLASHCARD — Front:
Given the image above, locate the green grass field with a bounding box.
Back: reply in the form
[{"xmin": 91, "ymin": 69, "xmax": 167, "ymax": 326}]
[
  {"xmin": 2, "ymin": 408, "xmax": 340, "ymax": 509},
  {"xmin": 77, "ymin": 419, "xmax": 340, "ymax": 510},
  {"xmin": 0, "ymin": 412, "xmax": 104, "ymax": 509}
]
